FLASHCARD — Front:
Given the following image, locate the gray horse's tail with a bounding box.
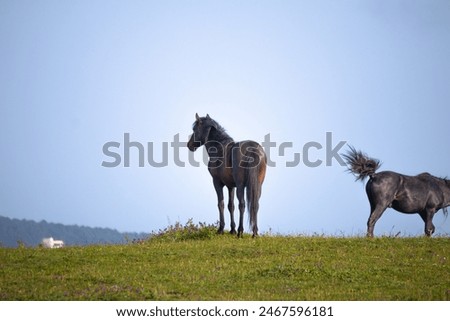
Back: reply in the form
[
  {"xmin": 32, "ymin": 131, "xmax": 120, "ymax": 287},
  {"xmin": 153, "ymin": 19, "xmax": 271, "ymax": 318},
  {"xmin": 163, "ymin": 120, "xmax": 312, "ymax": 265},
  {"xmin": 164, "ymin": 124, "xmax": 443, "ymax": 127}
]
[{"xmin": 342, "ymin": 145, "xmax": 381, "ymax": 181}]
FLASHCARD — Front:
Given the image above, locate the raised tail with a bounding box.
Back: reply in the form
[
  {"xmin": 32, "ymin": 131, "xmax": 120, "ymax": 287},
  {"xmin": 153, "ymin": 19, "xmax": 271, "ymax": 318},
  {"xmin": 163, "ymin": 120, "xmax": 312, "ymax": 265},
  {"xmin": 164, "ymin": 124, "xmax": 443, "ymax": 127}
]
[{"xmin": 342, "ymin": 145, "xmax": 381, "ymax": 181}]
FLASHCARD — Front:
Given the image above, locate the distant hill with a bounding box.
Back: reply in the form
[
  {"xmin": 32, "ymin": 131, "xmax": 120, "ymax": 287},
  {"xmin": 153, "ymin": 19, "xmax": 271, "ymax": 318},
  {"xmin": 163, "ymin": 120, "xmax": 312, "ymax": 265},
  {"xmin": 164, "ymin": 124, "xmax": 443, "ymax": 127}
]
[{"xmin": 0, "ymin": 216, "xmax": 149, "ymax": 247}]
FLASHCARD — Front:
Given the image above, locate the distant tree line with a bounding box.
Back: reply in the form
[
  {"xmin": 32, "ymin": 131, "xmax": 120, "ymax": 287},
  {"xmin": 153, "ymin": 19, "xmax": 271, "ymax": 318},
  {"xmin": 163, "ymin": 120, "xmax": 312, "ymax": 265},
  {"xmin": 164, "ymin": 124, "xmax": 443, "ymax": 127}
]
[{"xmin": 0, "ymin": 216, "xmax": 149, "ymax": 247}]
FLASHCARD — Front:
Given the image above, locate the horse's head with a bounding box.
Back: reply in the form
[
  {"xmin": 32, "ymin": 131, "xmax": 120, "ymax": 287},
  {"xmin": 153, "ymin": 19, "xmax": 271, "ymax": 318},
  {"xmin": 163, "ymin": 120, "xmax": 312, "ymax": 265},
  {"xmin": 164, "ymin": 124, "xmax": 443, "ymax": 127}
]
[{"xmin": 187, "ymin": 113, "xmax": 214, "ymax": 151}]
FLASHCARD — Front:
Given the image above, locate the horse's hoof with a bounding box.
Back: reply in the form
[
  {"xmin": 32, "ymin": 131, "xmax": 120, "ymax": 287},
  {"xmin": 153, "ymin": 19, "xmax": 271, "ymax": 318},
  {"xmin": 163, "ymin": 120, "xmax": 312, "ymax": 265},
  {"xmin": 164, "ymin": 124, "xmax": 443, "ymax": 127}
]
[
  {"xmin": 230, "ymin": 229, "xmax": 237, "ymax": 235},
  {"xmin": 217, "ymin": 229, "xmax": 224, "ymax": 235}
]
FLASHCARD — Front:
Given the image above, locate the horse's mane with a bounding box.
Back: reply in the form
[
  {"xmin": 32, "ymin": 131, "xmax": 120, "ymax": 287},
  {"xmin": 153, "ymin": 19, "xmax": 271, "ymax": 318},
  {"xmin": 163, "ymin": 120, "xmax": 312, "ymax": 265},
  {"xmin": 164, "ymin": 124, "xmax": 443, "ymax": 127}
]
[
  {"xmin": 193, "ymin": 116, "xmax": 234, "ymax": 144},
  {"xmin": 443, "ymin": 177, "xmax": 450, "ymax": 190}
]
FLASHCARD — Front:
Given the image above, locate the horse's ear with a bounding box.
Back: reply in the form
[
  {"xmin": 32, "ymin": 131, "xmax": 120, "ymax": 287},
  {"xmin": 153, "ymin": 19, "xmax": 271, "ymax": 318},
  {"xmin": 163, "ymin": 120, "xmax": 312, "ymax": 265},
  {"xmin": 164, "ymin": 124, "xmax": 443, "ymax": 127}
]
[
  {"xmin": 195, "ymin": 113, "xmax": 201, "ymax": 123},
  {"xmin": 206, "ymin": 114, "xmax": 217, "ymax": 129}
]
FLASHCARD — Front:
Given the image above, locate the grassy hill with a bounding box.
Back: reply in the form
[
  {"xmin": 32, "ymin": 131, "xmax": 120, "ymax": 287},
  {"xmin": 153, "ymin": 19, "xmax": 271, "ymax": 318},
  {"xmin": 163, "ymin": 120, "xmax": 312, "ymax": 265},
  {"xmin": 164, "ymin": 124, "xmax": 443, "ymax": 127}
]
[{"xmin": 1, "ymin": 222, "xmax": 449, "ymax": 300}]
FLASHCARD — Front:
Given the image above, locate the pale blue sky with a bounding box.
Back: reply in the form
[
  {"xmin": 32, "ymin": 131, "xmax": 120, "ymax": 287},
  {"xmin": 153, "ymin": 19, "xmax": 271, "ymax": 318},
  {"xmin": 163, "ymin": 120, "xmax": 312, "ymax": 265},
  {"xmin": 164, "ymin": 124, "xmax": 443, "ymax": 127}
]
[{"xmin": 1, "ymin": 1, "xmax": 449, "ymax": 236}]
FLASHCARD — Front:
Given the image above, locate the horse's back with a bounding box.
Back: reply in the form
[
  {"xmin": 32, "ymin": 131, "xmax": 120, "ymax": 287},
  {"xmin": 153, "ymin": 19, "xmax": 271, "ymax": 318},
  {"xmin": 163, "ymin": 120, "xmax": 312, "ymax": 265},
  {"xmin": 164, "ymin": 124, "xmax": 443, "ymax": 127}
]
[
  {"xmin": 231, "ymin": 140, "xmax": 266, "ymax": 185},
  {"xmin": 233, "ymin": 140, "xmax": 266, "ymax": 165},
  {"xmin": 369, "ymin": 171, "xmax": 434, "ymax": 193},
  {"xmin": 367, "ymin": 171, "xmax": 402, "ymax": 186}
]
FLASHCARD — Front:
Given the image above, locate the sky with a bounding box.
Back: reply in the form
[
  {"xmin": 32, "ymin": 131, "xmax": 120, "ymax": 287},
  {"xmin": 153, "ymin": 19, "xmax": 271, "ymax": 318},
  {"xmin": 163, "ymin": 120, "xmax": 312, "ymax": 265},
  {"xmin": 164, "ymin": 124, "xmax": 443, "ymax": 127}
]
[{"xmin": 1, "ymin": 0, "xmax": 450, "ymax": 236}]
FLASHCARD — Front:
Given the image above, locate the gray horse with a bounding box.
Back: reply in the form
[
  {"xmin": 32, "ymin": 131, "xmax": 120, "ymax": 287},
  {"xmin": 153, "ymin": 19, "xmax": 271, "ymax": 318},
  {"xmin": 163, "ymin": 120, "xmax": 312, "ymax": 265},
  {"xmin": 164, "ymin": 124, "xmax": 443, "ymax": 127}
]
[{"xmin": 343, "ymin": 146, "xmax": 450, "ymax": 237}]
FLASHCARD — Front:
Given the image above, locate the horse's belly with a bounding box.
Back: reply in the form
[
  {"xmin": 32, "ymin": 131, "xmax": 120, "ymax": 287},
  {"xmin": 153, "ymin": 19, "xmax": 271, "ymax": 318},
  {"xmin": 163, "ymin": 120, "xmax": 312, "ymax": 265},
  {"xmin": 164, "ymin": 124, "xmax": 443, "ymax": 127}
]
[
  {"xmin": 223, "ymin": 180, "xmax": 236, "ymax": 188},
  {"xmin": 209, "ymin": 167, "xmax": 235, "ymax": 188},
  {"xmin": 391, "ymin": 200, "xmax": 422, "ymax": 214}
]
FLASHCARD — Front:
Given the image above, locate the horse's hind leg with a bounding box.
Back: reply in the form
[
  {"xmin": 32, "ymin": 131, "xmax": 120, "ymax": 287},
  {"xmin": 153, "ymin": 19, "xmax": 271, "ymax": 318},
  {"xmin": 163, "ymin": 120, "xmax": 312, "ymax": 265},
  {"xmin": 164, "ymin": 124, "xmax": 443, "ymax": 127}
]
[
  {"xmin": 213, "ymin": 180, "xmax": 225, "ymax": 234},
  {"xmin": 367, "ymin": 203, "xmax": 388, "ymax": 237},
  {"xmin": 236, "ymin": 185, "xmax": 245, "ymax": 238},
  {"xmin": 419, "ymin": 209, "xmax": 436, "ymax": 237},
  {"xmin": 251, "ymin": 202, "xmax": 259, "ymax": 238},
  {"xmin": 227, "ymin": 187, "xmax": 236, "ymax": 234}
]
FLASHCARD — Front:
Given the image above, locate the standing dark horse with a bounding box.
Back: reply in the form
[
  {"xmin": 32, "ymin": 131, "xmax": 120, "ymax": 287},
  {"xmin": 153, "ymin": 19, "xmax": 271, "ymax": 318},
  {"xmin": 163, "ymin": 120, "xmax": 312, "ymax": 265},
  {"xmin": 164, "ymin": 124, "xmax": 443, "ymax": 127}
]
[
  {"xmin": 343, "ymin": 146, "xmax": 450, "ymax": 237},
  {"xmin": 187, "ymin": 113, "xmax": 267, "ymax": 237}
]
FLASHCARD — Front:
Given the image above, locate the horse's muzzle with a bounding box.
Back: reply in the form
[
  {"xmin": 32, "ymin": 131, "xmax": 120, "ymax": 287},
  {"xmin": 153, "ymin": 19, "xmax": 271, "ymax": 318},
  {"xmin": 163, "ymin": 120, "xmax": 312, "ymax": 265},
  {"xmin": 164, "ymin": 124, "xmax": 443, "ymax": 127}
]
[{"xmin": 187, "ymin": 141, "xmax": 200, "ymax": 152}]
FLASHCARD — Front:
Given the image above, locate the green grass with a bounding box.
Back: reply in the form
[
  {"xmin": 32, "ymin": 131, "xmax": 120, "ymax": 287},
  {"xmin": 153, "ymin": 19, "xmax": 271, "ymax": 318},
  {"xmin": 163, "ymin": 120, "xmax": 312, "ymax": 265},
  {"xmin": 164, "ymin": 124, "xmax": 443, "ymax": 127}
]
[{"xmin": 1, "ymin": 222, "xmax": 449, "ymax": 300}]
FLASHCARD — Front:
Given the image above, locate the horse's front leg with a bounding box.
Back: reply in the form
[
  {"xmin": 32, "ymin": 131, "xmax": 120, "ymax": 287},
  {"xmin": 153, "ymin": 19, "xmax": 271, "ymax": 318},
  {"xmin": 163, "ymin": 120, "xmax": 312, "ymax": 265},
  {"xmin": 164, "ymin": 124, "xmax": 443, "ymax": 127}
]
[
  {"xmin": 419, "ymin": 209, "xmax": 436, "ymax": 237},
  {"xmin": 213, "ymin": 180, "xmax": 225, "ymax": 234},
  {"xmin": 227, "ymin": 187, "xmax": 236, "ymax": 234}
]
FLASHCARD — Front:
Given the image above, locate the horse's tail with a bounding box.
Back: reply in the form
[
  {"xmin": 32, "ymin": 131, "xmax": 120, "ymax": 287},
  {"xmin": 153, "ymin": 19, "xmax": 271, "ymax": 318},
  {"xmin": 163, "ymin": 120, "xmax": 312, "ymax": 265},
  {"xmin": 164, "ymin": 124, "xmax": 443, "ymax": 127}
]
[
  {"xmin": 245, "ymin": 146, "xmax": 266, "ymax": 236},
  {"xmin": 342, "ymin": 145, "xmax": 381, "ymax": 181},
  {"xmin": 246, "ymin": 166, "xmax": 260, "ymax": 233}
]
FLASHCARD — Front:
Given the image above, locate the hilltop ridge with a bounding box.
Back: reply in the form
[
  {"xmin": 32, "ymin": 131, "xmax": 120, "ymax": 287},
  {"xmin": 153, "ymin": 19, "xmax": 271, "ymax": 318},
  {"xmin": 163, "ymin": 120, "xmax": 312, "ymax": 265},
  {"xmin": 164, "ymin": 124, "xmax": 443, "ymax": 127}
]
[{"xmin": 0, "ymin": 215, "xmax": 148, "ymax": 247}]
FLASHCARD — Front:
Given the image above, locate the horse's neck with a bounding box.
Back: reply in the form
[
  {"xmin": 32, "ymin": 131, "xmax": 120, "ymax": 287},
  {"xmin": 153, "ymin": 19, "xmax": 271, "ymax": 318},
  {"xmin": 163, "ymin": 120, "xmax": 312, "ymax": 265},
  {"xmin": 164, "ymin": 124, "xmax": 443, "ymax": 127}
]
[
  {"xmin": 205, "ymin": 127, "xmax": 233, "ymax": 158},
  {"xmin": 205, "ymin": 139, "xmax": 234, "ymax": 159}
]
